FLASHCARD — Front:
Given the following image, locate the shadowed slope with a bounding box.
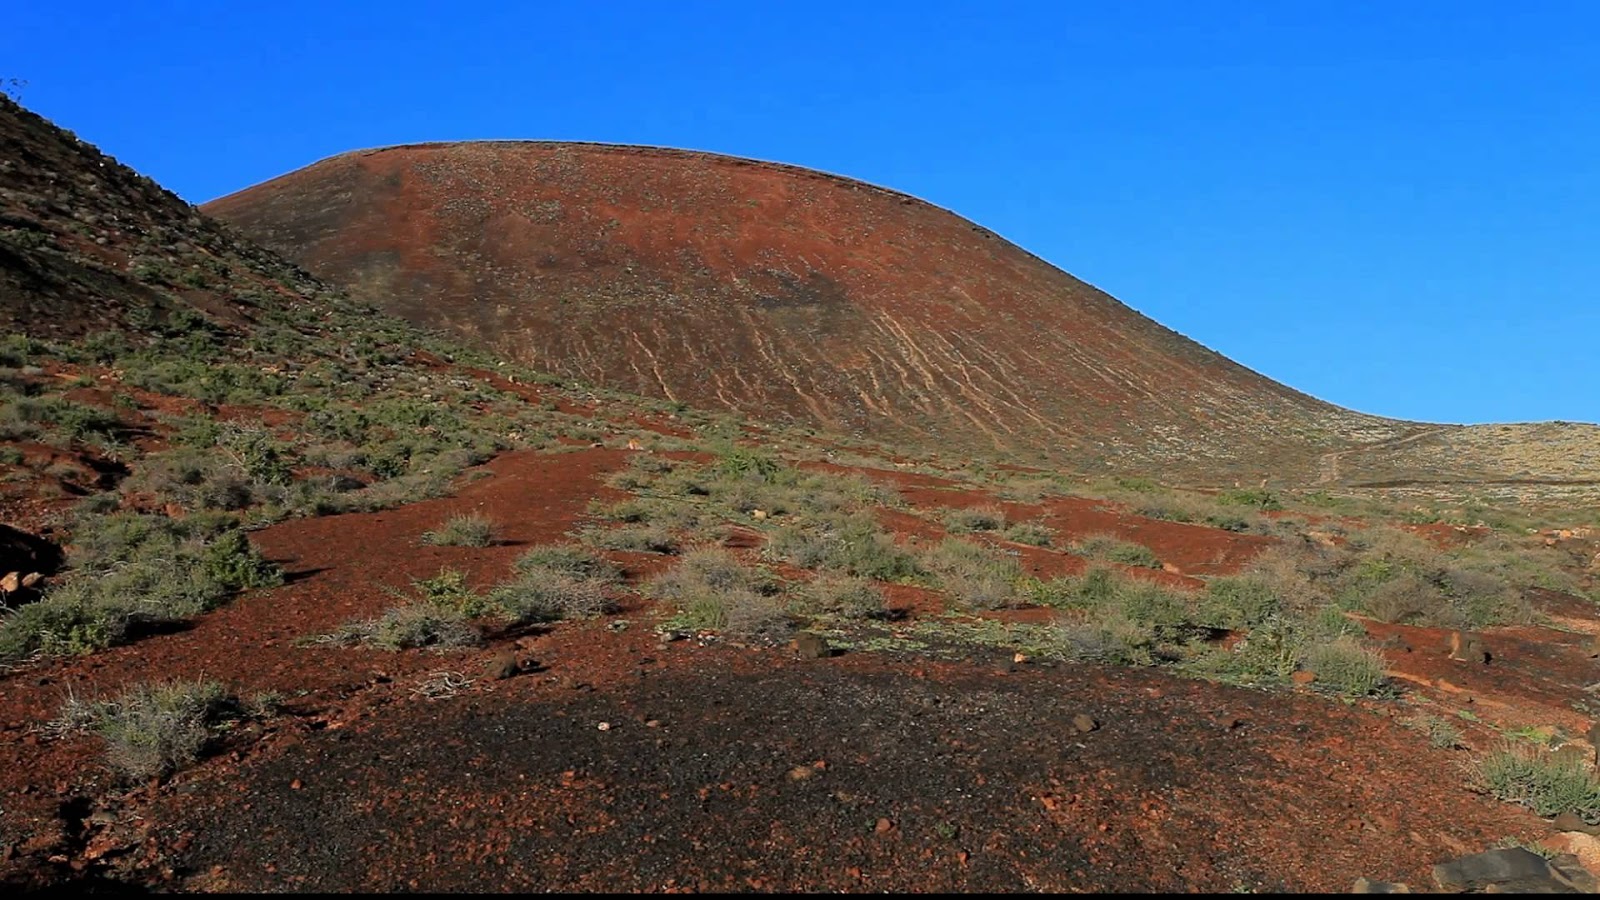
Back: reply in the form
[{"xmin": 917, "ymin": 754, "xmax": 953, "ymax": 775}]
[
  {"xmin": 205, "ymin": 142, "xmax": 1402, "ymax": 481},
  {"xmin": 0, "ymin": 96, "xmax": 329, "ymax": 340}
]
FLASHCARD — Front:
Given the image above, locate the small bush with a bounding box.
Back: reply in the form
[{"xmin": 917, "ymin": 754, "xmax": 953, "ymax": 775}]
[
  {"xmin": 764, "ymin": 514, "xmax": 923, "ymax": 582},
  {"xmin": 796, "ymin": 574, "xmax": 888, "ymax": 620},
  {"xmin": 59, "ymin": 680, "xmax": 231, "ymax": 780},
  {"xmin": 1415, "ymin": 715, "xmax": 1464, "ymax": 750},
  {"xmin": 514, "ymin": 544, "xmax": 622, "ymax": 583},
  {"xmin": 493, "ymin": 545, "xmax": 620, "ymax": 623},
  {"xmin": 0, "ymin": 513, "xmax": 281, "ymax": 662},
  {"xmin": 944, "ymin": 505, "xmax": 1007, "ymax": 534},
  {"xmin": 1002, "ymin": 521, "xmax": 1053, "ymax": 547},
  {"xmin": 326, "ymin": 603, "xmax": 481, "ymax": 651},
  {"xmin": 1217, "ymin": 488, "xmax": 1283, "ymax": 511},
  {"xmin": 1072, "ymin": 533, "xmax": 1161, "ymax": 569},
  {"xmin": 420, "ymin": 513, "xmax": 496, "ymax": 548},
  {"xmin": 492, "ymin": 569, "xmax": 615, "ymax": 624},
  {"xmin": 923, "ymin": 538, "xmax": 1025, "ymax": 610},
  {"xmin": 1301, "ymin": 635, "xmax": 1389, "ymax": 697},
  {"xmin": 649, "ymin": 548, "xmax": 789, "ymax": 637},
  {"xmin": 1479, "ymin": 744, "xmax": 1600, "ymax": 820},
  {"xmin": 408, "ymin": 568, "xmax": 492, "ymax": 617}
]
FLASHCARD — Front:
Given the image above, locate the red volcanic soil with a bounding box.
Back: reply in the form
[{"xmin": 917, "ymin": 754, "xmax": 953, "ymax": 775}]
[
  {"xmin": 2, "ymin": 443, "xmax": 1582, "ymax": 893},
  {"xmin": 203, "ymin": 141, "xmax": 1392, "ymax": 481}
]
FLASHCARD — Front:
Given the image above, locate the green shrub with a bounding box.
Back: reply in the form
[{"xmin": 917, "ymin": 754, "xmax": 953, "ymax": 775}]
[
  {"xmin": 1414, "ymin": 715, "xmax": 1464, "ymax": 750},
  {"xmin": 715, "ymin": 446, "xmax": 781, "ymax": 482},
  {"xmin": 1217, "ymin": 488, "xmax": 1283, "ymax": 511},
  {"xmin": 764, "ymin": 514, "xmax": 922, "ymax": 581},
  {"xmin": 1302, "ymin": 635, "xmax": 1388, "ymax": 697},
  {"xmin": 944, "ymin": 505, "xmax": 1007, "ymax": 534},
  {"xmin": 1479, "ymin": 744, "xmax": 1600, "ymax": 820},
  {"xmin": 420, "ymin": 513, "xmax": 497, "ymax": 548},
  {"xmin": 57, "ymin": 679, "xmax": 232, "ymax": 780},
  {"xmin": 1072, "ymin": 533, "xmax": 1161, "ymax": 569},
  {"xmin": 1002, "ymin": 521, "xmax": 1053, "ymax": 547},
  {"xmin": 922, "ymin": 538, "xmax": 1025, "ymax": 610},
  {"xmin": 492, "ymin": 545, "xmax": 620, "ymax": 624},
  {"xmin": 0, "ymin": 513, "xmax": 280, "ymax": 661},
  {"xmin": 649, "ymin": 548, "xmax": 789, "ymax": 637},
  {"xmin": 796, "ymin": 574, "xmax": 888, "ymax": 620},
  {"xmin": 514, "ymin": 544, "xmax": 622, "ymax": 583},
  {"xmin": 324, "ymin": 603, "xmax": 481, "ymax": 651},
  {"xmin": 407, "ymin": 568, "xmax": 492, "ymax": 617}
]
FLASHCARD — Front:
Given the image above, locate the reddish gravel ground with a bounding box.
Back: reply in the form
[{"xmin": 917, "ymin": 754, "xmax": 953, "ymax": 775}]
[{"xmin": 0, "ymin": 445, "xmax": 1590, "ymax": 893}]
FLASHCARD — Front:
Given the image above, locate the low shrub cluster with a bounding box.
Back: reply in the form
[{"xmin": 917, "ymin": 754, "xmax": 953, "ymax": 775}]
[
  {"xmin": 0, "ymin": 512, "xmax": 281, "ymax": 661},
  {"xmin": 52, "ymin": 679, "xmax": 252, "ymax": 781},
  {"xmin": 649, "ymin": 548, "xmax": 790, "ymax": 637}
]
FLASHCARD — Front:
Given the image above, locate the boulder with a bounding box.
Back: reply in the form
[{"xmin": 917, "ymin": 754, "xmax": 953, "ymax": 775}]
[{"xmin": 1432, "ymin": 847, "xmax": 1570, "ymax": 893}]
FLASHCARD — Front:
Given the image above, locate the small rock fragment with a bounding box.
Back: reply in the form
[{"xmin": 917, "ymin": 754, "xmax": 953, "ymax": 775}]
[
  {"xmin": 597, "ymin": 722, "xmax": 611, "ymax": 731},
  {"xmin": 787, "ymin": 766, "xmax": 817, "ymax": 782},
  {"xmin": 1071, "ymin": 714, "xmax": 1099, "ymax": 734},
  {"xmin": 1291, "ymin": 670, "xmax": 1317, "ymax": 685},
  {"xmin": 874, "ymin": 818, "xmax": 894, "ymax": 834}
]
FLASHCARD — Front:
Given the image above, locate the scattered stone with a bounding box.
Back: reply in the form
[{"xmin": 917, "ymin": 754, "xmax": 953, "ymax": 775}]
[
  {"xmin": 1072, "ymin": 714, "xmax": 1099, "ymax": 734},
  {"xmin": 1013, "ymin": 652, "xmax": 1028, "ymax": 664},
  {"xmin": 792, "ymin": 632, "xmax": 831, "ymax": 660},
  {"xmin": 597, "ymin": 722, "xmax": 611, "ymax": 732},
  {"xmin": 289, "ymin": 779, "xmax": 303, "ymax": 791},
  {"xmin": 1432, "ymin": 847, "xmax": 1564, "ymax": 893},
  {"xmin": 1547, "ymin": 850, "xmax": 1600, "ymax": 892},
  {"xmin": 19, "ymin": 572, "xmax": 41, "ymax": 588},
  {"xmin": 487, "ymin": 651, "xmax": 520, "ymax": 680},
  {"xmin": 752, "ymin": 509, "xmax": 768, "ymax": 521},
  {"xmin": 1292, "ymin": 670, "xmax": 1318, "ymax": 685},
  {"xmin": 1352, "ymin": 877, "xmax": 1411, "ymax": 893},
  {"xmin": 0, "ymin": 572, "xmax": 17, "ymax": 593},
  {"xmin": 874, "ymin": 818, "xmax": 894, "ymax": 834},
  {"xmin": 787, "ymin": 765, "xmax": 817, "ymax": 782}
]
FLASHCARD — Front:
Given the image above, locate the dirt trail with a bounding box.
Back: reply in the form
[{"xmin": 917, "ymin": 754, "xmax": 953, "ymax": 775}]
[{"xmin": 1317, "ymin": 427, "xmax": 1448, "ymax": 485}]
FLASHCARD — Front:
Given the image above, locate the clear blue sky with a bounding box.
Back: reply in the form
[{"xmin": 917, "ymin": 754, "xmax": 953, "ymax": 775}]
[{"xmin": 7, "ymin": 1, "xmax": 1597, "ymax": 425}]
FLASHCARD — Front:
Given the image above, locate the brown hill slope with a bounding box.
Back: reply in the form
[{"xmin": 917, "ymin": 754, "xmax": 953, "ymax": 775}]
[
  {"xmin": 204, "ymin": 142, "xmax": 1407, "ymax": 482},
  {"xmin": 0, "ymin": 96, "xmax": 331, "ymax": 341}
]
